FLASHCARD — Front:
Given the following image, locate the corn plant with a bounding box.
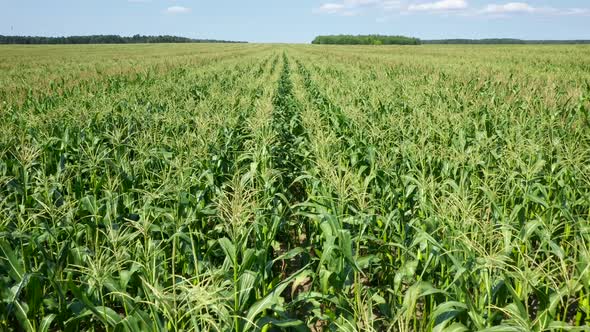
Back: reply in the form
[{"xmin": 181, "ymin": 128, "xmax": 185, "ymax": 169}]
[{"xmin": 1, "ymin": 43, "xmax": 589, "ymax": 331}]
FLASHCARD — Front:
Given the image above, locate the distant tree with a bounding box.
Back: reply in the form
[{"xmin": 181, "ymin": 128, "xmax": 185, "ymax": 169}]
[
  {"xmin": 311, "ymin": 35, "xmax": 421, "ymax": 45},
  {"xmin": 0, "ymin": 35, "xmax": 247, "ymax": 44},
  {"xmin": 422, "ymin": 39, "xmax": 590, "ymax": 44}
]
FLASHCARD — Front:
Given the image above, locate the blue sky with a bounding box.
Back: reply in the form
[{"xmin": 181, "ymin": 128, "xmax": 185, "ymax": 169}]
[{"xmin": 1, "ymin": 1, "xmax": 589, "ymax": 43}]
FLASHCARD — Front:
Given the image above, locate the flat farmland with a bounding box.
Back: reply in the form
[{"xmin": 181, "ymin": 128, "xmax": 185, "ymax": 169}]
[{"xmin": 1, "ymin": 44, "xmax": 590, "ymax": 331}]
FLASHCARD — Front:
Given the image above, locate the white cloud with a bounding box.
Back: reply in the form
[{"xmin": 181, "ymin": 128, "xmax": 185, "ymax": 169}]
[
  {"xmin": 380, "ymin": 1, "xmax": 403, "ymax": 11},
  {"xmin": 315, "ymin": 0, "xmax": 589, "ymax": 17},
  {"xmin": 345, "ymin": 0, "xmax": 377, "ymax": 5},
  {"xmin": 314, "ymin": 0, "xmax": 402, "ymax": 15},
  {"xmin": 316, "ymin": 3, "xmax": 347, "ymax": 14},
  {"xmin": 165, "ymin": 6, "xmax": 191, "ymax": 14},
  {"xmin": 478, "ymin": 2, "xmax": 590, "ymax": 16},
  {"xmin": 408, "ymin": 0, "xmax": 467, "ymax": 12},
  {"xmin": 482, "ymin": 2, "xmax": 535, "ymax": 14},
  {"xmin": 315, "ymin": 0, "xmax": 462, "ymax": 16},
  {"xmin": 561, "ymin": 8, "xmax": 590, "ymax": 16}
]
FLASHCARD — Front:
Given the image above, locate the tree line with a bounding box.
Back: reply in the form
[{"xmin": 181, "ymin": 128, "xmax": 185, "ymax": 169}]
[
  {"xmin": 0, "ymin": 34, "xmax": 246, "ymax": 44},
  {"xmin": 310, "ymin": 35, "xmax": 590, "ymax": 45},
  {"xmin": 423, "ymin": 39, "xmax": 590, "ymax": 44},
  {"xmin": 312, "ymin": 35, "xmax": 421, "ymax": 45}
]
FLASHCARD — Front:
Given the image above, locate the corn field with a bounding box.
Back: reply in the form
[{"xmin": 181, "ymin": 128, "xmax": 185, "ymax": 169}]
[{"xmin": 1, "ymin": 44, "xmax": 590, "ymax": 331}]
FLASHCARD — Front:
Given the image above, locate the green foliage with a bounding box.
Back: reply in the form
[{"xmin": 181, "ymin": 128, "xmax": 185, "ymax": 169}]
[
  {"xmin": 0, "ymin": 43, "xmax": 589, "ymax": 331},
  {"xmin": 311, "ymin": 34, "xmax": 421, "ymax": 45},
  {"xmin": 423, "ymin": 39, "xmax": 590, "ymax": 44},
  {"xmin": 0, "ymin": 34, "xmax": 246, "ymax": 44}
]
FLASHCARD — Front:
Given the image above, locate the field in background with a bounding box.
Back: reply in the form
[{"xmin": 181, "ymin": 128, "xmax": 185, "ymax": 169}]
[{"xmin": 1, "ymin": 44, "xmax": 589, "ymax": 331}]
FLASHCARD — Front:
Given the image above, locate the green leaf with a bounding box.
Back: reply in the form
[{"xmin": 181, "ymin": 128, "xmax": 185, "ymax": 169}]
[
  {"xmin": 439, "ymin": 322, "xmax": 469, "ymax": 332},
  {"xmin": 11, "ymin": 300, "xmax": 33, "ymax": 332},
  {"xmin": 320, "ymin": 269, "xmax": 333, "ymax": 294},
  {"xmin": 244, "ymin": 266, "xmax": 309, "ymax": 332},
  {"xmin": 339, "ymin": 230, "xmax": 360, "ymax": 271},
  {"xmin": 432, "ymin": 301, "xmax": 468, "ymax": 329},
  {"xmin": 394, "ymin": 260, "xmax": 418, "ymax": 293},
  {"xmin": 272, "ymin": 247, "xmax": 305, "ymax": 263},
  {"xmin": 401, "ymin": 281, "xmax": 445, "ymax": 320},
  {"xmin": 478, "ymin": 326, "xmax": 527, "ymax": 332},
  {"xmin": 239, "ymin": 270, "xmax": 257, "ymax": 310},
  {"xmin": 547, "ymin": 321, "xmax": 586, "ymax": 331},
  {"xmin": 257, "ymin": 317, "xmax": 308, "ymax": 332},
  {"xmin": 94, "ymin": 306, "xmax": 123, "ymax": 326},
  {"xmin": 39, "ymin": 314, "xmax": 57, "ymax": 332},
  {"xmin": 0, "ymin": 239, "xmax": 25, "ymax": 282},
  {"xmin": 80, "ymin": 195, "xmax": 98, "ymax": 215},
  {"xmin": 68, "ymin": 279, "xmax": 120, "ymax": 328},
  {"xmin": 356, "ymin": 255, "xmax": 378, "ymax": 269},
  {"xmin": 218, "ymin": 237, "xmax": 236, "ymax": 264}
]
